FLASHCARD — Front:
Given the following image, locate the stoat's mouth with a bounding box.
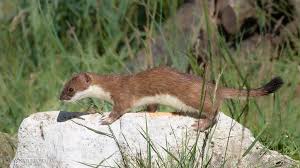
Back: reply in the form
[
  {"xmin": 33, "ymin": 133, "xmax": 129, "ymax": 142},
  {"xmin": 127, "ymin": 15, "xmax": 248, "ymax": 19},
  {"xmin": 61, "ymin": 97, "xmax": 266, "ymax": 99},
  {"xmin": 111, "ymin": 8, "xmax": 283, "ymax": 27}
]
[
  {"xmin": 61, "ymin": 97, "xmax": 77, "ymax": 103},
  {"xmin": 59, "ymin": 94, "xmax": 72, "ymax": 101}
]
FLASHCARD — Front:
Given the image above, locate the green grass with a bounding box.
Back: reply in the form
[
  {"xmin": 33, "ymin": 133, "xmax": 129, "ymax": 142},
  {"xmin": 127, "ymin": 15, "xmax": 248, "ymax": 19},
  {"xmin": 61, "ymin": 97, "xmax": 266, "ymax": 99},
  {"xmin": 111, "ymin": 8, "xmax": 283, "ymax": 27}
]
[{"xmin": 0, "ymin": 0, "xmax": 299, "ymax": 162}]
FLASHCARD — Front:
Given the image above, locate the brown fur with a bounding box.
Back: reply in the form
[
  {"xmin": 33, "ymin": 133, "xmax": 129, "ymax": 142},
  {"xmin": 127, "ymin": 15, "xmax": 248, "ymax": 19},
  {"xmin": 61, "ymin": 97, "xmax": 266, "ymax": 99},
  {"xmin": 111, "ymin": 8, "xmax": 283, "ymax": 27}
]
[{"xmin": 60, "ymin": 67, "xmax": 283, "ymax": 131}]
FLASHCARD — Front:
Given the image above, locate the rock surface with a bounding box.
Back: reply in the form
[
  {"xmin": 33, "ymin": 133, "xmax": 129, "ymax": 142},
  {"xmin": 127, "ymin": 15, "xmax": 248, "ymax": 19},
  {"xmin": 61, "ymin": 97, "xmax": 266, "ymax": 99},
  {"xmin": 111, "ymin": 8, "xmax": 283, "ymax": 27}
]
[{"xmin": 11, "ymin": 111, "xmax": 298, "ymax": 168}]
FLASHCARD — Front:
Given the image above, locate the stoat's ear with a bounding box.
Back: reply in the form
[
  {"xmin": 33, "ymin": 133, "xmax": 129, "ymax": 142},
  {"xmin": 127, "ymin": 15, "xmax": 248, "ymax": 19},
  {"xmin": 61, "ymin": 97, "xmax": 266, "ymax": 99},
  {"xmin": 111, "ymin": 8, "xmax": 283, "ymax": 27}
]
[{"xmin": 83, "ymin": 73, "xmax": 92, "ymax": 84}]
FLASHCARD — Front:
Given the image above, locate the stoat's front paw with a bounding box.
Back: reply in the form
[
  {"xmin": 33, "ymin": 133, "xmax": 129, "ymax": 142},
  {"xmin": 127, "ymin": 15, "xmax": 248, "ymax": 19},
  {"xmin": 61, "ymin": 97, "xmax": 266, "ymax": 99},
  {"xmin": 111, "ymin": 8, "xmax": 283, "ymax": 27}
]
[{"xmin": 100, "ymin": 115, "xmax": 114, "ymax": 125}]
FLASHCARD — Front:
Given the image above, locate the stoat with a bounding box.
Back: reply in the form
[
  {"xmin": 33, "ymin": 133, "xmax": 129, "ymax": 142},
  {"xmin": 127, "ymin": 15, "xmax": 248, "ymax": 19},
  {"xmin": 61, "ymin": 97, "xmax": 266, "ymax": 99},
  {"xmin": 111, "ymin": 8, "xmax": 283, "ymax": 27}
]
[{"xmin": 59, "ymin": 67, "xmax": 283, "ymax": 131}]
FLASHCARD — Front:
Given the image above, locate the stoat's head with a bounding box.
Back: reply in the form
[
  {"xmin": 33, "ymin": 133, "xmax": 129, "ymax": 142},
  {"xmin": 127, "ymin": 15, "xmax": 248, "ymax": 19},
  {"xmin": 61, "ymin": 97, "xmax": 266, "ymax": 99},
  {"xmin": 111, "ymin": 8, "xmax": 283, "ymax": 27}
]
[
  {"xmin": 59, "ymin": 73, "xmax": 93, "ymax": 102},
  {"xmin": 60, "ymin": 72, "xmax": 112, "ymax": 103}
]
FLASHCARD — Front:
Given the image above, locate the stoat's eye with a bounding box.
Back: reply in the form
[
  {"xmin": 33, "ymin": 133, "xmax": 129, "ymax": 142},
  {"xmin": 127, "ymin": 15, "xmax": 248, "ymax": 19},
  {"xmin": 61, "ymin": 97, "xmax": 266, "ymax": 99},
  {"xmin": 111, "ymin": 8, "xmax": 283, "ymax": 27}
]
[{"xmin": 68, "ymin": 87, "xmax": 74, "ymax": 93}]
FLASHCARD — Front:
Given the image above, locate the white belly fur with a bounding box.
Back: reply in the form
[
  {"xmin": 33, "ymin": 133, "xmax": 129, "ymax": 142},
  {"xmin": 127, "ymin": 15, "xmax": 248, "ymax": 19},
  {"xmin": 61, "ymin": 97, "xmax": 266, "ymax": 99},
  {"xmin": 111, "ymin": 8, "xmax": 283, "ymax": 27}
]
[{"xmin": 133, "ymin": 94, "xmax": 198, "ymax": 112}]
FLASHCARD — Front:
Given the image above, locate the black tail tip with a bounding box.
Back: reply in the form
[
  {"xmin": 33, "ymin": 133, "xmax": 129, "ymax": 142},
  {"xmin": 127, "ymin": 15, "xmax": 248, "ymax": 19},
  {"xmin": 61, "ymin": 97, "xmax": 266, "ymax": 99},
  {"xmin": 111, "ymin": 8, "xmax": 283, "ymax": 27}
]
[{"xmin": 263, "ymin": 76, "xmax": 284, "ymax": 94}]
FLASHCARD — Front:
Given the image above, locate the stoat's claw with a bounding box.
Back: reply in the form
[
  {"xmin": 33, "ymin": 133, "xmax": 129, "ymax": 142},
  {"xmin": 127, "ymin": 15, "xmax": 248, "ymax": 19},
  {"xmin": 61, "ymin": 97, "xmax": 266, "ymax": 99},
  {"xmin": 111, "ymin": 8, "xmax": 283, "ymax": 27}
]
[
  {"xmin": 100, "ymin": 116, "xmax": 114, "ymax": 125},
  {"xmin": 101, "ymin": 114, "xmax": 107, "ymax": 119}
]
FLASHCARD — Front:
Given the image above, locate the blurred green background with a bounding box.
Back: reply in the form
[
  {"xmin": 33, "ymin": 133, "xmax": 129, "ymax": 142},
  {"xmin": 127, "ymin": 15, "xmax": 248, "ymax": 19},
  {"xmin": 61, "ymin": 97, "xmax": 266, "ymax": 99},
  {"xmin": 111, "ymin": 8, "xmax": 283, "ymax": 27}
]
[{"xmin": 0, "ymin": 0, "xmax": 299, "ymax": 160}]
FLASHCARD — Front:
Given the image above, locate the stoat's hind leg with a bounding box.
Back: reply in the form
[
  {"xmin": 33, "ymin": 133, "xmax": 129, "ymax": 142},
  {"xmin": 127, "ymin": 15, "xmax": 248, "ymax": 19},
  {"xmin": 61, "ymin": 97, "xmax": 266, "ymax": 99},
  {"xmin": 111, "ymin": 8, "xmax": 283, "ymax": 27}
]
[
  {"xmin": 192, "ymin": 109, "xmax": 218, "ymax": 132},
  {"xmin": 146, "ymin": 104, "xmax": 158, "ymax": 112},
  {"xmin": 192, "ymin": 118, "xmax": 216, "ymax": 131}
]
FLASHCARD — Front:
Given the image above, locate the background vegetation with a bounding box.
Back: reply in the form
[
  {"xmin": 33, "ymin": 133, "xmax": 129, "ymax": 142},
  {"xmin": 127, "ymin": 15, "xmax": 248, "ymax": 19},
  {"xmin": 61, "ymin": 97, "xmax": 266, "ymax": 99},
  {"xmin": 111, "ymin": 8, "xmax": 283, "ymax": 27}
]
[{"xmin": 0, "ymin": 0, "xmax": 299, "ymax": 161}]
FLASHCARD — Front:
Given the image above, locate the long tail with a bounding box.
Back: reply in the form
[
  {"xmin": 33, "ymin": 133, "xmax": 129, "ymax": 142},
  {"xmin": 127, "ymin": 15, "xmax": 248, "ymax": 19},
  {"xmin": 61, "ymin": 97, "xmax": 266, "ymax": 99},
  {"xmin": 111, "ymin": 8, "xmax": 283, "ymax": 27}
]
[{"xmin": 220, "ymin": 77, "xmax": 284, "ymax": 99}]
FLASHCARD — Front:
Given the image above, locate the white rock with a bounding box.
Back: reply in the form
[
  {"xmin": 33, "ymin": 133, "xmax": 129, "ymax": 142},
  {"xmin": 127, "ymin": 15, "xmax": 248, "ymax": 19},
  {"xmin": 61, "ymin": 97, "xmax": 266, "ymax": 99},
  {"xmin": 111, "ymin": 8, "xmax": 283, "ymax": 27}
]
[{"xmin": 10, "ymin": 111, "xmax": 298, "ymax": 168}]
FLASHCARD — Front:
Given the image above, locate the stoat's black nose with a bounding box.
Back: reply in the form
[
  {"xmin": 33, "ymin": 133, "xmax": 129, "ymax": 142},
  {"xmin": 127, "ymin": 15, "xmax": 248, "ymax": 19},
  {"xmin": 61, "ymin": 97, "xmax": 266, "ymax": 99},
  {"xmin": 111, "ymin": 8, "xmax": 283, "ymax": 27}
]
[
  {"xmin": 59, "ymin": 92, "xmax": 66, "ymax": 101},
  {"xmin": 59, "ymin": 94, "xmax": 64, "ymax": 100}
]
